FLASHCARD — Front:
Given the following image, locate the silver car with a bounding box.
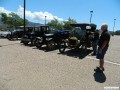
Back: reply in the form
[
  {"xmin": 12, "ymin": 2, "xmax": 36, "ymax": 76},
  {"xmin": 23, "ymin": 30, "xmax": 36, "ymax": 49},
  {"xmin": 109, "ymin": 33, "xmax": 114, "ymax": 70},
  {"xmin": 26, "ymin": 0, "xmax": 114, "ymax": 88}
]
[{"xmin": 0, "ymin": 31, "xmax": 11, "ymax": 38}]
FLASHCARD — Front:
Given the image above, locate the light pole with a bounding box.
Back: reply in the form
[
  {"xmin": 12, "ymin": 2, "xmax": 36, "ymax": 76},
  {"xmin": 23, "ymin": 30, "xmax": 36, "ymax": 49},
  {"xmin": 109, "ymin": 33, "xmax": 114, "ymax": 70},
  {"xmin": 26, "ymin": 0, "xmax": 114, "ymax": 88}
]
[
  {"xmin": 45, "ymin": 16, "xmax": 47, "ymax": 25},
  {"xmin": 0, "ymin": 14, "xmax": 1, "ymax": 20},
  {"xmin": 113, "ymin": 19, "xmax": 116, "ymax": 35},
  {"xmin": 24, "ymin": 0, "xmax": 26, "ymax": 34},
  {"xmin": 90, "ymin": 11, "xmax": 93, "ymax": 23}
]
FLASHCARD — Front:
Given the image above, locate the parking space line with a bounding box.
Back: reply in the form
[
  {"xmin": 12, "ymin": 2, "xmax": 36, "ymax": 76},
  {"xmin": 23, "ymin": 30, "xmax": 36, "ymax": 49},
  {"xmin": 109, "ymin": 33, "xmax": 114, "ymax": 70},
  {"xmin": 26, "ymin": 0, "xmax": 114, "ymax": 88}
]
[{"xmin": 86, "ymin": 56, "xmax": 120, "ymax": 66}]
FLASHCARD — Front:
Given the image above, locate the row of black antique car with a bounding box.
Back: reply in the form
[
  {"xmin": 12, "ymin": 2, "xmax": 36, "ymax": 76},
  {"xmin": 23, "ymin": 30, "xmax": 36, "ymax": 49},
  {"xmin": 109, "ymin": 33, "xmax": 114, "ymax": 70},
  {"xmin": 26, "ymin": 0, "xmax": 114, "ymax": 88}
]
[{"xmin": 7, "ymin": 23, "xmax": 97, "ymax": 53}]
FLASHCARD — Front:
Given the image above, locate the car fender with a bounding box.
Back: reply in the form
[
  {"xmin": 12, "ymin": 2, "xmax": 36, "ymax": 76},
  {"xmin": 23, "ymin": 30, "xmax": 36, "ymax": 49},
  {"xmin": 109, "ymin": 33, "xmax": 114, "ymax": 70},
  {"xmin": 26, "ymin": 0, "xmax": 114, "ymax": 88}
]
[
  {"xmin": 36, "ymin": 37, "xmax": 42, "ymax": 39},
  {"xmin": 46, "ymin": 38, "xmax": 53, "ymax": 41}
]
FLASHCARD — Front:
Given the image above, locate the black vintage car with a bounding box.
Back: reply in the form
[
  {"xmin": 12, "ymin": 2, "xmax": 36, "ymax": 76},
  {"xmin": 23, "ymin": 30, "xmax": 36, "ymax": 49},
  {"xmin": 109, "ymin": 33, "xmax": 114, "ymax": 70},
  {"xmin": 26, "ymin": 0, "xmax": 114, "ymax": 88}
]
[
  {"xmin": 58, "ymin": 23, "xmax": 97, "ymax": 53},
  {"xmin": 35, "ymin": 30, "xmax": 70, "ymax": 50},
  {"xmin": 7, "ymin": 26, "xmax": 32, "ymax": 40},
  {"xmin": 7, "ymin": 29, "xmax": 23, "ymax": 40},
  {"xmin": 21, "ymin": 25, "xmax": 50, "ymax": 45}
]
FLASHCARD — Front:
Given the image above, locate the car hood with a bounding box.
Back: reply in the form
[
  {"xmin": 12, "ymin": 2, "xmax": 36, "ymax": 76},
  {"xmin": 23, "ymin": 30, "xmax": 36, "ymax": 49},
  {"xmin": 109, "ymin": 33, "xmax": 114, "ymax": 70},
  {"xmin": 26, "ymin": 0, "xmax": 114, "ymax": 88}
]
[{"xmin": 0, "ymin": 31, "xmax": 11, "ymax": 34}]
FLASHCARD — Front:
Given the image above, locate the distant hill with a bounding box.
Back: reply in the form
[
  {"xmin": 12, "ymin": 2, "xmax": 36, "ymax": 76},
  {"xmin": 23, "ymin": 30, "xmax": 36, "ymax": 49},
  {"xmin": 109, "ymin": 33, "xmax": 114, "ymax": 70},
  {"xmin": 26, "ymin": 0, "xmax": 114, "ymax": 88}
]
[
  {"xmin": 0, "ymin": 20, "xmax": 44, "ymax": 31},
  {"xmin": 28, "ymin": 22, "xmax": 43, "ymax": 27}
]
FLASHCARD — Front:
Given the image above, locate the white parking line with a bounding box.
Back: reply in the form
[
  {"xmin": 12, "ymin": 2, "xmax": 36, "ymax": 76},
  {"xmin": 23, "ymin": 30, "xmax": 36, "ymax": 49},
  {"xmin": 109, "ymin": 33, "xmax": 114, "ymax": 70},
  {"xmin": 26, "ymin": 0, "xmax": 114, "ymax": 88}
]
[{"xmin": 86, "ymin": 56, "xmax": 120, "ymax": 66}]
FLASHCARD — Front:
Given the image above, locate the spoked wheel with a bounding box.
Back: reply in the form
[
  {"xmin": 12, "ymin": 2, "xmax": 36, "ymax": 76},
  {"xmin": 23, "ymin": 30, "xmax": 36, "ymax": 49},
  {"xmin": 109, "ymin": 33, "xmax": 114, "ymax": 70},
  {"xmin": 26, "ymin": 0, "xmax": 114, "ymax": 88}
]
[
  {"xmin": 58, "ymin": 41, "xmax": 66, "ymax": 53},
  {"xmin": 35, "ymin": 37, "xmax": 43, "ymax": 48},
  {"xmin": 7, "ymin": 34, "xmax": 12, "ymax": 40},
  {"xmin": 23, "ymin": 41, "xmax": 29, "ymax": 45},
  {"xmin": 81, "ymin": 43, "xmax": 87, "ymax": 54},
  {"xmin": 21, "ymin": 35, "xmax": 29, "ymax": 45},
  {"xmin": 12, "ymin": 35, "xmax": 18, "ymax": 41},
  {"xmin": 31, "ymin": 38, "xmax": 36, "ymax": 46},
  {"xmin": 47, "ymin": 41, "xmax": 56, "ymax": 51}
]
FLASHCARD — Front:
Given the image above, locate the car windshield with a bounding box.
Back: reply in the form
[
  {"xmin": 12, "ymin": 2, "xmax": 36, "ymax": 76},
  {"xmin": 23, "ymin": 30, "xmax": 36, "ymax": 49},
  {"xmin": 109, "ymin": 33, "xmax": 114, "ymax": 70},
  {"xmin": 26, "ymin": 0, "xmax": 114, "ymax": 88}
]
[
  {"xmin": 70, "ymin": 27, "xmax": 86, "ymax": 39},
  {"xmin": 74, "ymin": 27, "xmax": 81, "ymax": 30},
  {"xmin": 34, "ymin": 27, "xmax": 39, "ymax": 31},
  {"xmin": 41, "ymin": 26, "xmax": 49, "ymax": 31},
  {"xmin": 73, "ymin": 27, "xmax": 86, "ymax": 35}
]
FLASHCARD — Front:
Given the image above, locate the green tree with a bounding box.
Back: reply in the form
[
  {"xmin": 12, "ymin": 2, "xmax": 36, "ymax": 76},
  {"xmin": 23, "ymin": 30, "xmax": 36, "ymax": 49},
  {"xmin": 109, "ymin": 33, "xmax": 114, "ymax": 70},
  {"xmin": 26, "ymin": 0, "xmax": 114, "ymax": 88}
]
[
  {"xmin": 0, "ymin": 12, "xmax": 28, "ymax": 28},
  {"xmin": 115, "ymin": 30, "xmax": 120, "ymax": 35},
  {"xmin": 0, "ymin": 13, "xmax": 8, "ymax": 24},
  {"xmin": 47, "ymin": 19, "xmax": 63, "ymax": 30},
  {"xmin": 63, "ymin": 18, "xmax": 77, "ymax": 30}
]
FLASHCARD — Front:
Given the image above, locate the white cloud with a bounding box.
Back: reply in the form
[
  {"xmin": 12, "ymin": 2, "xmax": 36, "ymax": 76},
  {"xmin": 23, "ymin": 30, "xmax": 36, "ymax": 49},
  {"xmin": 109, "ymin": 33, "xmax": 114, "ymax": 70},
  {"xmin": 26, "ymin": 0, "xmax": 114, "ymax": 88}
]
[
  {"xmin": 0, "ymin": 6, "xmax": 63, "ymax": 22},
  {"xmin": 0, "ymin": 7, "xmax": 11, "ymax": 14}
]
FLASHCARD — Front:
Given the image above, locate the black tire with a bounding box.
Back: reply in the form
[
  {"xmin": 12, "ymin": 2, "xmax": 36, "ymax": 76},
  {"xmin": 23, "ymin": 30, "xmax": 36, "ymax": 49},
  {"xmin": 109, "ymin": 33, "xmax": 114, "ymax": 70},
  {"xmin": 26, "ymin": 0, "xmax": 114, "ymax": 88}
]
[
  {"xmin": 47, "ymin": 41, "xmax": 56, "ymax": 50},
  {"xmin": 31, "ymin": 38, "xmax": 36, "ymax": 46},
  {"xmin": 12, "ymin": 35, "xmax": 18, "ymax": 40},
  {"xmin": 7, "ymin": 34, "xmax": 12, "ymax": 40},
  {"xmin": 31, "ymin": 39, "xmax": 36, "ymax": 46},
  {"xmin": 81, "ymin": 43, "xmax": 87, "ymax": 54},
  {"xmin": 58, "ymin": 41, "xmax": 66, "ymax": 53},
  {"xmin": 23, "ymin": 42, "xmax": 29, "ymax": 45},
  {"xmin": 35, "ymin": 38, "xmax": 43, "ymax": 48},
  {"xmin": 21, "ymin": 35, "xmax": 29, "ymax": 45}
]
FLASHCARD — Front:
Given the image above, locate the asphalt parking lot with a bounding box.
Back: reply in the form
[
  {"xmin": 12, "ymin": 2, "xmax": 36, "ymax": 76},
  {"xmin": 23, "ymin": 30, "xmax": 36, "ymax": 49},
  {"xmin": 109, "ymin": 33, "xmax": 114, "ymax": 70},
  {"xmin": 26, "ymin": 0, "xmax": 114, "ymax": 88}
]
[{"xmin": 0, "ymin": 36, "xmax": 120, "ymax": 90}]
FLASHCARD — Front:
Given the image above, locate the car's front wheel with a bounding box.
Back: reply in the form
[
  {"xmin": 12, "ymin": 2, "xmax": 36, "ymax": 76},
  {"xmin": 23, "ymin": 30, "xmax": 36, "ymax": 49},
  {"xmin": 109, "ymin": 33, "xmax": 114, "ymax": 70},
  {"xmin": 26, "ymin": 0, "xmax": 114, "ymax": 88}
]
[
  {"xmin": 7, "ymin": 34, "xmax": 12, "ymax": 40},
  {"xmin": 12, "ymin": 35, "xmax": 18, "ymax": 40},
  {"xmin": 47, "ymin": 41, "xmax": 56, "ymax": 51},
  {"xmin": 21, "ymin": 35, "xmax": 29, "ymax": 45},
  {"xmin": 58, "ymin": 41, "xmax": 66, "ymax": 53},
  {"xmin": 81, "ymin": 43, "xmax": 87, "ymax": 54},
  {"xmin": 23, "ymin": 41, "xmax": 29, "ymax": 45},
  {"xmin": 35, "ymin": 37, "xmax": 43, "ymax": 48}
]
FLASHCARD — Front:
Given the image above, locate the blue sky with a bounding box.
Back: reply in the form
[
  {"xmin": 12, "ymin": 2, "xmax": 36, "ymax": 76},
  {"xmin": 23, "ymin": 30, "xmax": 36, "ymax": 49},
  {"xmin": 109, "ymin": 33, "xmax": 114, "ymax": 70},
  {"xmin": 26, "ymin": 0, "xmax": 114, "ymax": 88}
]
[{"xmin": 0, "ymin": 0, "xmax": 120, "ymax": 31}]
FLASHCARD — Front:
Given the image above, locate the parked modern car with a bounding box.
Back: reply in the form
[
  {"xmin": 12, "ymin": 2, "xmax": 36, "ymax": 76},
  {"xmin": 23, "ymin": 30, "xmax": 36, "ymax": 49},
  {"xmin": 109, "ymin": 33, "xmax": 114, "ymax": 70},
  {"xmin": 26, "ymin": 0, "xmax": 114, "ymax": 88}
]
[{"xmin": 0, "ymin": 31, "xmax": 11, "ymax": 38}]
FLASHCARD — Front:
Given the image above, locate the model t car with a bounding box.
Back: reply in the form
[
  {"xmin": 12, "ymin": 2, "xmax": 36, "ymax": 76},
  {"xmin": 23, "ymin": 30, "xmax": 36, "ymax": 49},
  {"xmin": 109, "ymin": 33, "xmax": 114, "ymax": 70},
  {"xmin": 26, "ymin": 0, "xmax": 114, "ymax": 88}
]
[
  {"xmin": 7, "ymin": 26, "xmax": 26, "ymax": 40},
  {"xmin": 21, "ymin": 25, "xmax": 50, "ymax": 45},
  {"xmin": 35, "ymin": 30, "xmax": 70, "ymax": 50},
  {"xmin": 58, "ymin": 23, "xmax": 97, "ymax": 53}
]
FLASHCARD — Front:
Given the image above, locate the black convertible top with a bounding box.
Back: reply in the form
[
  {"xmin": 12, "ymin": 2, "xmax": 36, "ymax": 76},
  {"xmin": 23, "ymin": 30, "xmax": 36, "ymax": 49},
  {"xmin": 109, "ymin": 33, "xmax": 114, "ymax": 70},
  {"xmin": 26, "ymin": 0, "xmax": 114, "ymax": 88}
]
[
  {"xmin": 70, "ymin": 23, "xmax": 97, "ymax": 30},
  {"xmin": 17, "ymin": 25, "xmax": 49, "ymax": 28}
]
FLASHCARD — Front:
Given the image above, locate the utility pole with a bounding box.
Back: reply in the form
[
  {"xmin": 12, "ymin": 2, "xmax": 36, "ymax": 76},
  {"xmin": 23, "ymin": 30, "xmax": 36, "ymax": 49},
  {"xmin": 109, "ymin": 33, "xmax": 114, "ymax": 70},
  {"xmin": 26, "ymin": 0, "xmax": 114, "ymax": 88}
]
[
  {"xmin": 45, "ymin": 16, "xmax": 47, "ymax": 25},
  {"xmin": 90, "ymin": 11, "xmax": 93, "ymax": 23},
  {"xmin": 24, "ymin": 0, "xmax": 26, "ymax": 34},
  {"xmin": 113, "ymin": 19, "xmax": 116, "ymax": 35}
]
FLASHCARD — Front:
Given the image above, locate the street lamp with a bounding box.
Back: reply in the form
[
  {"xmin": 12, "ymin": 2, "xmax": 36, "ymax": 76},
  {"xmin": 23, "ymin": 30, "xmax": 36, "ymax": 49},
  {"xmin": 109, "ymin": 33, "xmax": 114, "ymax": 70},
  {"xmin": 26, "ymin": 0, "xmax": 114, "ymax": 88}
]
[
  {"xmin": 23, "ymin": 0, "xmax": 26, "ymax": 34},
  {"xmin": 45, "ymin": 16, "xmax": 47, "ymax": 25},
  {"xmin": 0, "ymin": 14, "xmax": 2, "ymax": 22},
  {"xmin": 113, "ymin": 19, "xmax": 116, "ymax": 35},
  {"xmin": 90, "ymin": 11, "xmax": 93, "ymax": 23}
]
